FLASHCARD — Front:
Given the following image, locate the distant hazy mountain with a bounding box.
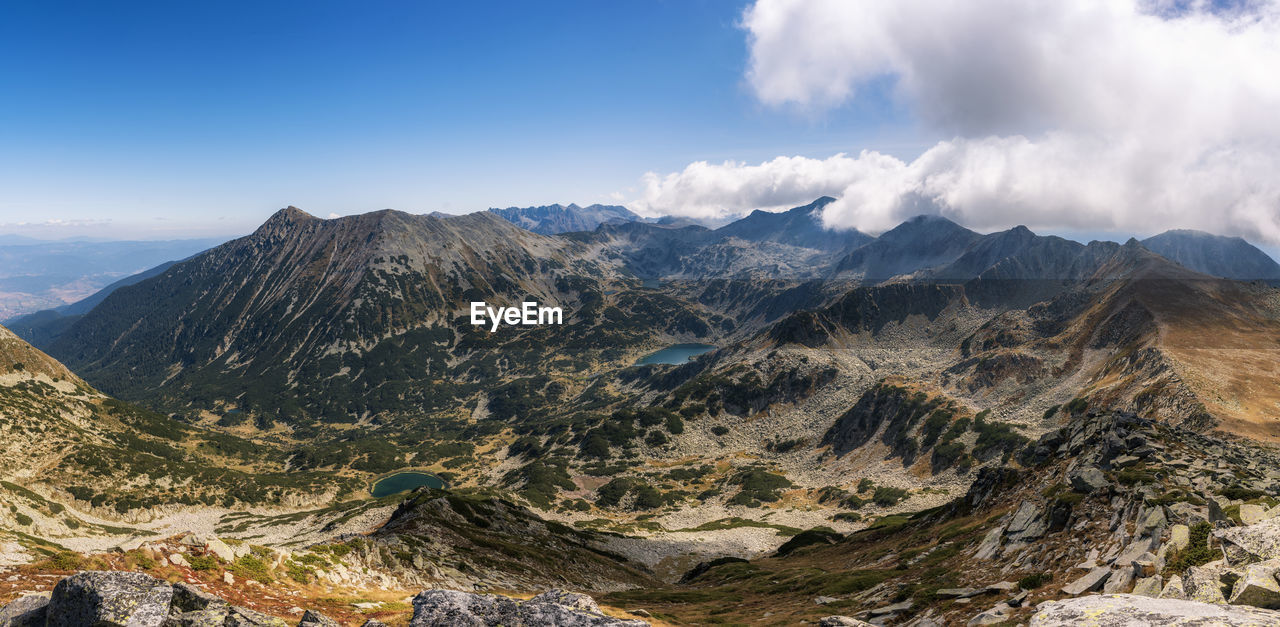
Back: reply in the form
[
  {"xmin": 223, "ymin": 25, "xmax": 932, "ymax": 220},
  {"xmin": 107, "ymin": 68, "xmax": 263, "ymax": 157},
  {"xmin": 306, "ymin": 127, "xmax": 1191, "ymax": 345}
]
[
  {"xmin": 7, "ymin": 259, "xmax": 180, "ymax": 348},
  {"xmin": 713, "ymin": 197, "xmax": 872, "ymax": 252},
  {"xmin": 0, "ymin": 237, "xmax": 221, "ymax": 319},
  {"xmin": 573, "ymin": 198, "xmax": 873, "ymax": 279},
  {"xmin": 832, "ymin": 215, "xmax": 982, "ymax": 280},
  {"xmin": 1141, "ymin": 229, "xmax": 1280, "ymax": 280},
  {"xmin": 489, "ymin": 203, "xmax": 641, "ymax": 234}
]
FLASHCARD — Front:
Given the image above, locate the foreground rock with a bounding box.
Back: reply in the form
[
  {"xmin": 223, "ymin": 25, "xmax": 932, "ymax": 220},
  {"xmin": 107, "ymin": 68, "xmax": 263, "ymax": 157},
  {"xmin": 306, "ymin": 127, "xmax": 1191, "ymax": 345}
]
[
  {"xmin": 0, "ymin": 595, "xmax": 48, "ymax": 626},
  {"xmin": 1030, "ymin": 594, "xmax": 1280, "ymax": 625},
  {"xmin": 0, "ymin": 571, "xmax": 645, "ymax": 627},
  {"xmin": 48, "ymin": 571, "xmax": 173, "ymax": 627},
  {"xmin": 409, "ymin": 589, "xmax": 648, "ymax": 626}
]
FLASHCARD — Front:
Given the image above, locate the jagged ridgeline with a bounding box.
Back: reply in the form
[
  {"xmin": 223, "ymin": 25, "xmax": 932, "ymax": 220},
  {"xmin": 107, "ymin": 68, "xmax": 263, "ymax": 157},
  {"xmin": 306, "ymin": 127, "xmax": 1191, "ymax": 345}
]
[{"xmin": 42, "ymin": 208, "xmax": 730, "ymax": 427}]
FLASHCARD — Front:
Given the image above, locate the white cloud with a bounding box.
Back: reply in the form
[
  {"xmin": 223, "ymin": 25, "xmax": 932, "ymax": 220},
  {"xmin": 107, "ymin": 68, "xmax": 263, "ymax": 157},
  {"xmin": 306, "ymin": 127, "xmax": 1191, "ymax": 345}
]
[{"xmin": 634, "ymin": 0, "xmax": 1280, "ymax": 243}]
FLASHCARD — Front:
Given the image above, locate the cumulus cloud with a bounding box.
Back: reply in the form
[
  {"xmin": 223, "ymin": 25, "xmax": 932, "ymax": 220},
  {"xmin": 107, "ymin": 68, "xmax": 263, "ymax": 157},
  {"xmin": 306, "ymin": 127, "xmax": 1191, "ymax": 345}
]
[{"xmin": 634, "ymin": 0, "xmax": 1280, "ymax": 243}]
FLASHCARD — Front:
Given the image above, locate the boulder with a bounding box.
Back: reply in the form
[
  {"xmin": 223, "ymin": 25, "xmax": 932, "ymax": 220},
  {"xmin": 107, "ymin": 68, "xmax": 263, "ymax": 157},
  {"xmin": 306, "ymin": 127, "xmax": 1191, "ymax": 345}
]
[
  {"xmin": 866, "ymin": 601, "xmax": 912, "ymax": 617},
  {"xmin": 1182, "ymin": 562, "xmax": 1234, "ymax": 604},
  {"xmin": 165, "ymin": 582, "xmax": 230, "ymax": 626},
  {"xmin": 1131, "ymin": 576, "xmax": 1162, "ymax": 597},
  {"xmin": 1219, "ymin": 517, "xmax": 1280, "ymax": 561},
  {"xmin": 1005, "ymin": 501, "xmax": 1046, "ymax": 542},
  {"xmin": 1103, "ymin": 566, "xmax": 1135, "ymax": 594},
  {"xmin": 819, "ymin": 618, "xmax": 874, "ymax": 627},
  {"xmin": 359, "ymin": 622, "xmax": 388, "ymax": 627},
  {"xmin": 1061, "ymin": 566, "xmax": 1111, "ymax": 596},
  {"xmin": 974, "ymin": 527, "xmax": 1002, "ymax": 560},
  {"xmin": 1112, "ymin": 455, "xmax": 1140, "ymax": 468},
  {"xmin": 298, "ymin": 610, "xmax": 340, "ymax": 627},
  {"xmin": 1132, "ymin": 553, "xmax": 1158, "ymax": 578},
  {"xmin": 222, "ymin": 607, "xmax": 289, "ymax": 626},
  {"xmin": 1030, "ymin": 594, "xmax": 1280, "ymax": 625},
  {"xmin": 168, "ymin": 553, "xmax": 189, "ymax": 568},
  {"xmin": 1228, "ymin": 560, "xmax": 1280, "ymax": 609},
  {"xmin": 1070, "ymin": 467, "xmax": 1109, "ymax": 493},
  {"xmin": 1240, "ymin": 504, "xmax": 1269, "ymax": 526},
  {"xmin": 935, "ymin": 588, "xmax": 981, "ymax": 599},
  {"xmin": 46, "ymin": 571, "xmax": 173, "ymax": 627},
  {"xmin": 1168, "ymin": 504, "xmax": 1207, "ymax": 527},
  {"xmin": 966, "ymin": 603, "xmax": 1011, "ymax": 626},
  {"xmin": 0, "ymin": 594, "xmax": 48, "ymax": 626},
  {"xmin": 982, "ymin": 581, "xmax": 1016, "ymax": 594},
  {"xmin": 1209, "ymin": 498, "xmax": 1230, "ymax": 525},
  {"xmin": 204, "ymin": 537, "xmax": 236, "ymax": 563},
  {"xmin": 1168, "ymin": 524, "xmax": 1190, "ymax": 552},
  {"xmin": 1159, "ymin": 575, "xmax": 1186, "ymax": 600},
  {"xmin": 528, "ymin": 590, "xmax": 601, "ymax": 614},
  {"xmin": 409, "ymin": 589, "xmax": 647, "ymax": 626},
  {"xmin": 1135, "ymin": 507, "xmax": 1167, "ymax": 537}
]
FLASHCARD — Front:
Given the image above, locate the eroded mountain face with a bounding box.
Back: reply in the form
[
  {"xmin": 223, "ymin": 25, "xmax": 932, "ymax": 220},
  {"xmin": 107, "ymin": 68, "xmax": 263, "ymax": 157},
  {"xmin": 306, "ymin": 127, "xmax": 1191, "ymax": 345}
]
[{"xmin": 3, "ymin": 202, "xmax": 1280, "ymax": 625}]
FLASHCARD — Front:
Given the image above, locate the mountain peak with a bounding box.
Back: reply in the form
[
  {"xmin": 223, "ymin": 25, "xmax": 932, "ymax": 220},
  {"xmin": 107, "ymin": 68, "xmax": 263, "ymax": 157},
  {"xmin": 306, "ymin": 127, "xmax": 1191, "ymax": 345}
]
[
  {"xmin": 273, "ymin": 206, "xmax": 319, "ymax": 222},
  {"xmin": 1142, "ymin": 228, "xmax": 1280, "ymax": 280},
  {"xmin": 256, "ymin": 206, "xmax": 320, "ymax": 235}
]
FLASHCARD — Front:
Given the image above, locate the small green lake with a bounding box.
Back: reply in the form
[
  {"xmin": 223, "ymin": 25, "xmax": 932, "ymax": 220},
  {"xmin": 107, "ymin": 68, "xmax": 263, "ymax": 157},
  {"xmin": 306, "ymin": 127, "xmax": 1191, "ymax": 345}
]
[
  {"xmin": 371, "ymin": 471, "xmax": 446, "ymax": 497},
  {"xmin": 635, "ymin": 343, "xmax": 716, "ymax": 366}
]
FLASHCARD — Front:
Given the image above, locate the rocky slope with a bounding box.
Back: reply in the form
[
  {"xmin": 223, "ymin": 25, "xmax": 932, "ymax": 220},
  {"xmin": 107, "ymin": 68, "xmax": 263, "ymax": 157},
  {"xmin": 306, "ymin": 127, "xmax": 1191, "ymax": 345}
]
[
  {"xmin": 592, "ymin": 409, "xmax": 1280, "ymax": 624},
  {"xmin": 0, "ymin": 324, "xmax": 364, "ymax": 562}
]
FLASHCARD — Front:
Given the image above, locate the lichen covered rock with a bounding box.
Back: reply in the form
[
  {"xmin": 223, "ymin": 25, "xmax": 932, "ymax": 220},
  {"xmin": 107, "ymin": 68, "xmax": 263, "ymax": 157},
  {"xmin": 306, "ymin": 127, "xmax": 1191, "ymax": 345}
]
[
  {"xmin": 1030, "ymin": 593, "xmax": 1280, "ymax": 625},
  {"xmin": 47, "ymin": 571, "xmax": 173, "ymax": 627},
  {"xmin": 408, "ymin": 589, "xmax": 647, "ymax": 626}
]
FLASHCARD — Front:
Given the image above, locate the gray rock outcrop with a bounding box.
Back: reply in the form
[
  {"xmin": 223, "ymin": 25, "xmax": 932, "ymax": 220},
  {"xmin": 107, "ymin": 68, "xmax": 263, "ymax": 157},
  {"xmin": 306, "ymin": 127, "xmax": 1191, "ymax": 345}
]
[
  {"xmin": 1030, "ymin": 593, "xmax": 1280, "ymax": 625},
  {"xmin": 408, "ymin": 588, "xmax": 648, "ymax": 626},
  {"xmin": 47, "ymin": 571, "xmax": 173, "ymax": 627},
  {"xmin": 0, "ymin": 595, "xmax": 48, "ymax": 627}
]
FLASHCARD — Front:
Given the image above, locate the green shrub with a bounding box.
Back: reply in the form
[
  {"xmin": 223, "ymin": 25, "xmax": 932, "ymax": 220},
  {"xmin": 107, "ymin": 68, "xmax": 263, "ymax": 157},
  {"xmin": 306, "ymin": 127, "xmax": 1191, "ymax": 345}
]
[
  {"xmin": 230, "ymin": 555, "xmax": 272, "ymax": 583},
  {"xmin": 1164, "ymin": 522, "xmax": 1216, "ymax": 575},
  {"xmin": 187, "ymin": 554, "xmax": 218, "ymax": 571},
  {"xmin": 1221, "ymin": 487, "xmax": 1268, "ymax": 501},
  {"xmin": 732, "ymin": 469, "xmax": 793, "ymax": 503},
  {"xmin": 51, "ymin": 551, "xmax": 83, "ymax": 570},
  {"xmin": 872, "ymin": 487, "xmax": 908, "ymax": 507},
  {"xmin": 1018, "ymin": 572, "xmax": 1051, "ymax": 589}
]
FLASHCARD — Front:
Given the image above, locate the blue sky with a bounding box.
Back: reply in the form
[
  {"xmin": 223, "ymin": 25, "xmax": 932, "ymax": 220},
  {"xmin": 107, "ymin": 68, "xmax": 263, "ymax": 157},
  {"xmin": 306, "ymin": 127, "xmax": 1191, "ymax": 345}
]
[
  {"xmin": 4, "ymin": 1, "xmax": 1278, "ymax": 254},
  {"xmin": 0, "ymin": 1, "xmax": 921, "ymax": 239}
]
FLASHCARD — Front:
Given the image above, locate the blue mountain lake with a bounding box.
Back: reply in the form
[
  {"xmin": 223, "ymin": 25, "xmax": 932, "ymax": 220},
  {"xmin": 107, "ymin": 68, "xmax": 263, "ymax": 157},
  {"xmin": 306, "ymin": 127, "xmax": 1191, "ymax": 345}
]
[
  {"xmin": 634, "ymin": 343, "xmax": 716, "ymax": 365},
  {"xmin": 371, "ymin": 471, "xmax": 446, "ymax": 497}
]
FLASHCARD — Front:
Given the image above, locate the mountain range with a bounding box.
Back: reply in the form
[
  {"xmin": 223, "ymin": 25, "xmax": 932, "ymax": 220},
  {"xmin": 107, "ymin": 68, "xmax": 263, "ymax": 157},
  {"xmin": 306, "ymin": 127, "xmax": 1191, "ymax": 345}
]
[
  {"xmin": 4, "ymin": 199, "xmax": 1280, "ymax": 624},
  {"xmin": 489, "ymin": 203, "xmax": 642, "ymax": 234}
]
